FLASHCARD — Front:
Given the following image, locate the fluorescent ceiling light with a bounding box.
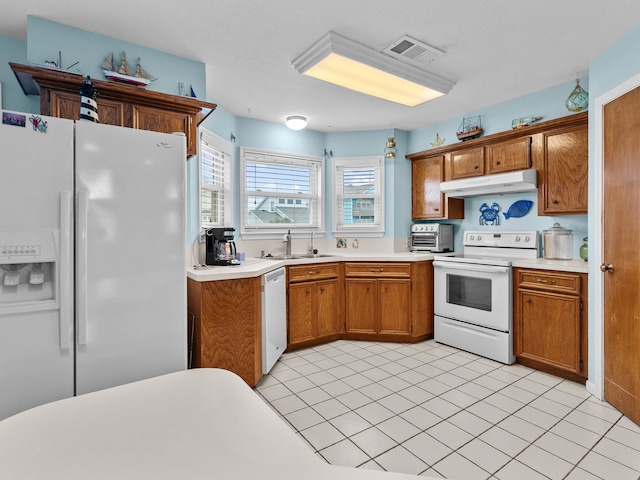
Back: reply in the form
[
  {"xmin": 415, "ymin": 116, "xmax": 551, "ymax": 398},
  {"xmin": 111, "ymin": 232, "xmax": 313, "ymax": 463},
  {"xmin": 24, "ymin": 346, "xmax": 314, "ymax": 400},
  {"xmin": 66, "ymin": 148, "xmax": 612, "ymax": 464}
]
[
  {"xmin": 292, "ymin": 32, "xmax": 455, "ymax": 107},
  {"xmin": 285, "ymin": 115, "xmax": 307, "ymax": 130}
]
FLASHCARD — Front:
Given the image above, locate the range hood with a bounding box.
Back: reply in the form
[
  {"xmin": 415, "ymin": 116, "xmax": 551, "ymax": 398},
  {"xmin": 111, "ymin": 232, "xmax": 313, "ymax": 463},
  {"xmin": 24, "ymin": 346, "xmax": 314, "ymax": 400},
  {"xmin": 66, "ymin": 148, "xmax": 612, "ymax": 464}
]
[{"xmin": 440, "ymin": 169, "xmax": 537, "ymax": 198}]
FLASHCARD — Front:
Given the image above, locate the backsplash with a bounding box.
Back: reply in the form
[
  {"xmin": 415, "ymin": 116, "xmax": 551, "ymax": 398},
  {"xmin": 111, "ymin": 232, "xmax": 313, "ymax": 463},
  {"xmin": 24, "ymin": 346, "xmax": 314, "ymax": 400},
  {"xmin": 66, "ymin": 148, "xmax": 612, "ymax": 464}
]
[{"xmin": 417, "ymin": 191, "xmax": 588, "ymax": 259}]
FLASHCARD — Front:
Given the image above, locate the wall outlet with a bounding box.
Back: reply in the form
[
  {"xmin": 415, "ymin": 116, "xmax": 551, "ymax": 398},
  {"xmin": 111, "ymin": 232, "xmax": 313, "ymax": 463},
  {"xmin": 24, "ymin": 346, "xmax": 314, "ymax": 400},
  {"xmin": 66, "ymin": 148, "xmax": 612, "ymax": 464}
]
[{"xmin": 352, "ymin": 239, "xmax": 359, "ymax": 249}]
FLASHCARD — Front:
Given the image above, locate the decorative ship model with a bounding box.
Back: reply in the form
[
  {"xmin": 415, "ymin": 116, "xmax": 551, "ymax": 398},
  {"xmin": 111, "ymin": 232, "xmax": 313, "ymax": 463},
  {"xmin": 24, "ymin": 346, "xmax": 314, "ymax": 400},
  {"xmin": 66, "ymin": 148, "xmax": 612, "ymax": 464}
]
[
  {"xmin": 457, "ymin": 115, "xmax": 483, "ymax": 141},
  {"xmin": 102, "ymin": 51, "xmax": 155, "ymax": 87}
]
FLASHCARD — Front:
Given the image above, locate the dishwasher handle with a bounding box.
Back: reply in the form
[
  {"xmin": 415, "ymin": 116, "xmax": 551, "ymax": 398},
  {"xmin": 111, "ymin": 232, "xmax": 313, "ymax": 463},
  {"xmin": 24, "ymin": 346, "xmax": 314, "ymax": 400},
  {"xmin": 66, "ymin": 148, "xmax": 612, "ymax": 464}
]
[{"xmin": 263, "ymin": 267, "xmax": 286, "ymax": 285}]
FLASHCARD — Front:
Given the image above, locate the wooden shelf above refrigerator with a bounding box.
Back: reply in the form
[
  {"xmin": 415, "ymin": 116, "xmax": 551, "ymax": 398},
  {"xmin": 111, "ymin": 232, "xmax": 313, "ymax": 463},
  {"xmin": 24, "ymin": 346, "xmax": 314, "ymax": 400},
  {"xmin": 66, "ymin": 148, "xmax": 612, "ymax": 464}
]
[{"xmin": 9, "ymin": 63, "xmax": 217, "ymax": 157}]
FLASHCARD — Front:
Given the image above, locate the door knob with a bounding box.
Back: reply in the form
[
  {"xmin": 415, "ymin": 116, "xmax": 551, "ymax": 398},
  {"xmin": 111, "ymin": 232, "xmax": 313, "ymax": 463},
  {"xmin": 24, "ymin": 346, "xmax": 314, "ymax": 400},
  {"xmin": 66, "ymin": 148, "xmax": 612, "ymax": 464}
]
[{"xmin": 600, "ymin": 263, "xmax": 614, "ymax": 274}]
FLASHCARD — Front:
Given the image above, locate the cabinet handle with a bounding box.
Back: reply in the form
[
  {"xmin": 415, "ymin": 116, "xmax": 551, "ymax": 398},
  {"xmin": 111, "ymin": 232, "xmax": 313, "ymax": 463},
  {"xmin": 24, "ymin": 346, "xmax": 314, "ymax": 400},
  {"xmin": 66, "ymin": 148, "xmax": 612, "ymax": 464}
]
[
  {"xmin": 496, "ymin": 161, "xmax": 501, "ymax": 165},
  {"xmin": 551, "ymin": 199, "xmax": 559, "ymax": 204},
  {"xmin": 320, "ymin": 287, "xmax": 325, "ymax": 292},
  {"xmin": 370, "ymin": 268, "xmax": 384, "ymax": 273},
  {"xmin": 473, "ymin": 164, "xmax": 479, "ymax": 169},
  {"xmin": 434, "ymin": 208, "xmax": 440, "ymax": 211},
  {"xmin": 309, "ymin": 270, "xmax": 318, "ymax": 275},
  {"xmin": 306, "ymin": 288, "xmax": 310, "ymax": 294},
  {"xmin": 526, "ymin": 298, "xmax": 532, "ymax": 303},
  {"xmin": 537, "ymin": 278, "xmax": 556, "ymax": 285}
]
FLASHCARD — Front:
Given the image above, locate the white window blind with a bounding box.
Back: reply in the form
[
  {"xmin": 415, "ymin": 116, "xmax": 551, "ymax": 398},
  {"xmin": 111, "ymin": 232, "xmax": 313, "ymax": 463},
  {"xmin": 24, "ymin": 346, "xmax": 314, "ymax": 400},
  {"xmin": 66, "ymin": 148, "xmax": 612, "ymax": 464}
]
[
  {"xmin": 200, "ymin": 129, "xmax": 232, "ymax": 227},
  {"xmin": 240, "ymin": 147, "xmax": 324, "ymax": 234},
  {"xmin": 333, "ymin": 156, "xmax": 384, "ymax": 235}
]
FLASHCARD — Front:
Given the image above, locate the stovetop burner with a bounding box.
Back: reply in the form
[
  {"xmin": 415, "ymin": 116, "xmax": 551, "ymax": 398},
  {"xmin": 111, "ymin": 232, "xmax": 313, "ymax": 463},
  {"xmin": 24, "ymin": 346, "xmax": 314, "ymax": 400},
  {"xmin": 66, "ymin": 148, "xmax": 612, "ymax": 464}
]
[{"xmin": 434, "ymin": 230, "xmax": 539, "ymax": 266}]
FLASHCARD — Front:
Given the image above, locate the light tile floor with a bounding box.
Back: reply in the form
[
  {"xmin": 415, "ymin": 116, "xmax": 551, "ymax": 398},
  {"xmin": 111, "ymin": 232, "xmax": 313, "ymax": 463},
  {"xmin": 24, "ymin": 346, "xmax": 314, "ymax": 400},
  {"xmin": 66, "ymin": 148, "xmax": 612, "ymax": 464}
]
[{"xmin": 254, "ymin": 339, "xmax": 640, "ymax": 480}]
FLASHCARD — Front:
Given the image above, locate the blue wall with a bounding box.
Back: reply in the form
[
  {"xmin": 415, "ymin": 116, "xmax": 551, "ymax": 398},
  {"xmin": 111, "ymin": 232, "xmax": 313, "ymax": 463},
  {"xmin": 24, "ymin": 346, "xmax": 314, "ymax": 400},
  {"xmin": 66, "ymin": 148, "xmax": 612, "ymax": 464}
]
[
  {"xmin": 26, "ymin": 17, "xmax": 206, "ymax": 98},
  {"xmin": 0, "ymin": 34, "xmax": 38, "ymax": 113}
]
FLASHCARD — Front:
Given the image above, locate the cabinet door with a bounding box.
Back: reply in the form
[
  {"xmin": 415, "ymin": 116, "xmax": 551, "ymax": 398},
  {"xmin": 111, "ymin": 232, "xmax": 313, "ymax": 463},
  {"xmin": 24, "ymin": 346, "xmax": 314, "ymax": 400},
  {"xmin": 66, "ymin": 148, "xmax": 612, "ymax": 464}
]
[
  {"xmin": 345, "ymin": 279, "xmax": 377, "ymax": 334},
  {"xmin": 46, "ymin": 90, "xmax": 125, "ymax": 126},
  {"xmin": 515, "ymin": 290, "xmax": 581, "ymax": 374},
  {"xmin": 540, "ymin": 125, "xmax": 588, "ymax": 214},
  {"xmin": 316, "ymin": 279, "xmax": 340, "ymax": 338},
  {"xmin": 378, "ymin": 279, "xmax": 411, "ymax": 335},
  {"xmin": 412, "ymin": 156, "xmax": 444, "ymax": 219},
  {"xmin": 288, "ymin": 282, "xmax": 315, "ymax": 346},
  {"xmin": 486, "ymin": 137, "xmax": 531, "ymax": 174},
  {"xmin": 132, "ymin": 105, "xmax": 195, "ymax": 155},
  {"xmin": 450, "ymin": 147, "xmax": 484, "ymax": 178}
]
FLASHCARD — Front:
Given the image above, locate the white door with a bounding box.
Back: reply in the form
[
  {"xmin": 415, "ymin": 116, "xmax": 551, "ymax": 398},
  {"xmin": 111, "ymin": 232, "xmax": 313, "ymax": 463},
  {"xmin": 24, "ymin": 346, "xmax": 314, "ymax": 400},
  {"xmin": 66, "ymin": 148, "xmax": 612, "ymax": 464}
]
[
  {"xmin": 75, "ymin": 122, "xmax": 187, "ymax": 395},
  {"xmin": 0, "ymin": 112, "xmax": 74, "ymax": 419}
]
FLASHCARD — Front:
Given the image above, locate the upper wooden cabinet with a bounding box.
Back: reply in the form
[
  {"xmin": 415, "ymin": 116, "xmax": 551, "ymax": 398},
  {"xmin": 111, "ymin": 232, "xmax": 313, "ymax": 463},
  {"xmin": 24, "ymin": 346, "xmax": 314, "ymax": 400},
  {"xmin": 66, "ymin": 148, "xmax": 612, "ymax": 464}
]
[
  {"xmin": 486, "ymin": 136, "xmax": 531, "ymax": 174},
  {"xmin": 411, "ymin": 155, "xmax": 464, "ymax": 220},
  {"xmin": 450, "ymin": 146, "xmax": 485, "ymax": 178},
  {"xmin": 534, "ymin": 122, "xmax": 589, "ymax": 215},
  {"xmin": 407, "ymin": 112, "xmax": 588, "ymax": 217},
  {"xmin": 10, "ymin": 63, "xmax": 217, "ymax": 157}
]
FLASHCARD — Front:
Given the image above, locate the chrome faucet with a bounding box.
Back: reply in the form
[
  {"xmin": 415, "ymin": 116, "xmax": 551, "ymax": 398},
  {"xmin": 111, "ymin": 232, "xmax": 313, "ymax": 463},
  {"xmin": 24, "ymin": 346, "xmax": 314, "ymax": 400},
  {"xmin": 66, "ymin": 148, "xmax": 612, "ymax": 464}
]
[{"xmin": 283, "ymin": 229, "xmax": 292, "ymax": 256}]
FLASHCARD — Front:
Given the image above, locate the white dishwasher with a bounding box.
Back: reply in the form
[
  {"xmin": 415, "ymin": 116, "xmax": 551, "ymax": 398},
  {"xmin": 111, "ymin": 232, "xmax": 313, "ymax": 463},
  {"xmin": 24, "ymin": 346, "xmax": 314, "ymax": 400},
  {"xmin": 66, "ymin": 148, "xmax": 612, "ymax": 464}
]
[{"xmin": 261, "ymin": 267, "xmax": 287, "ymax": 374}]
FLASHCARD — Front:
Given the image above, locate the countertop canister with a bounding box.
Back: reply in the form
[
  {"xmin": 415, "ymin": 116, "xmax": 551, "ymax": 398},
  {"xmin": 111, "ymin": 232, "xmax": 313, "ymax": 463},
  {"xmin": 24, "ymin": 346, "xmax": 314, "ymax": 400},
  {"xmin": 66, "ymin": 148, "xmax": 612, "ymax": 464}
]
[{"xmin": 543, "ymin": 223, "xmax": 573, "ymax": 260}]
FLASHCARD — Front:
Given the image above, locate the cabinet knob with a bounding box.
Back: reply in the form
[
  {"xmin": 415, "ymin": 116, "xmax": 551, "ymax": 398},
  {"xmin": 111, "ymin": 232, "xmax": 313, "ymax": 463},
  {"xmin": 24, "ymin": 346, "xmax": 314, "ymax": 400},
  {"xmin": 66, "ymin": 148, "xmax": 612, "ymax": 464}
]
[
  {"xmin": 473, "ymin": 165, "xmax": 479, "ymax": 169},
  {"xmin": 600, "ymin": 263, "xmax": 614, "ymax": 274},
  {"xmin": 306, "ymin": 288, "xmax": 311, "ymax": 294},
  {"xmin": 526, "ymin": 298, "xmax": 532, "ymax": 303},
  {"xmin": 320, "ymin": 287, "xmax": 325, "ymax": 292},
  {"xmin": 551, "ymin": 199, "xmax": 559, "ymax": 204},
  {"xmin": 496, "ymin": 161, "xmax": 501, "ymax": 165},
  {"xmin": 434, "ymin": 208, "xmax": 440, "ymax": 212},
  {"xmin": 537, "ymin": 278, "xmax": 556, "ymax": 285}
]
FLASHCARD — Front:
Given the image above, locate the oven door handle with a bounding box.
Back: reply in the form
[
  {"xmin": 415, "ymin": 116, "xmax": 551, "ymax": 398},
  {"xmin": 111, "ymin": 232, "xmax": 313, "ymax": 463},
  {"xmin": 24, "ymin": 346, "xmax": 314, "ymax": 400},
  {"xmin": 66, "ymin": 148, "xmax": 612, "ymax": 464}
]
[{"xmin": 433, "ymin": 260, "xmax": 510, "ymax": 274}]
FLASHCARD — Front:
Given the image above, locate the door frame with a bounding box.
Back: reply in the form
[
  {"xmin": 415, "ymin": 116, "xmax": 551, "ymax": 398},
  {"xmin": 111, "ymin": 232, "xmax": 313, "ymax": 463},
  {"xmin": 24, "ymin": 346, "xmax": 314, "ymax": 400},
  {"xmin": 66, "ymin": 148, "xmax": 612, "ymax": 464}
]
[{"xmin": 590, "ymin": 70, "xmax": 640, "ymax": 400}]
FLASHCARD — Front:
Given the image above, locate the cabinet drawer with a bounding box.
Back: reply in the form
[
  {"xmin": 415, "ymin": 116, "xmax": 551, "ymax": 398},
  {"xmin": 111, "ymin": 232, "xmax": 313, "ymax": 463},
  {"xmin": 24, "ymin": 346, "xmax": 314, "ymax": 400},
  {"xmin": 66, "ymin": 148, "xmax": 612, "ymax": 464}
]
[
  {"xmin": 345, "ymin": 262, "xmax": 411, "ymax": 278},
  {"xmin": 288, "ymin": 263, "xmax": 339, "ymax": 283},
  {"xmin": 517, "ymin": 270, "xmax": 580, "ymax": 294}
]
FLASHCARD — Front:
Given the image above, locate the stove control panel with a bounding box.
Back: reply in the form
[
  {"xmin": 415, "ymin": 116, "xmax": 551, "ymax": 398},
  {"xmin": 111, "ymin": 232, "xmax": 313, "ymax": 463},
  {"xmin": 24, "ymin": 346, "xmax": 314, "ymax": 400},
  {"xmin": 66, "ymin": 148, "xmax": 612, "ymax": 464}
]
[{"xmin": 464, "ymin": 231, "xmax": 539, "ymax": 249}]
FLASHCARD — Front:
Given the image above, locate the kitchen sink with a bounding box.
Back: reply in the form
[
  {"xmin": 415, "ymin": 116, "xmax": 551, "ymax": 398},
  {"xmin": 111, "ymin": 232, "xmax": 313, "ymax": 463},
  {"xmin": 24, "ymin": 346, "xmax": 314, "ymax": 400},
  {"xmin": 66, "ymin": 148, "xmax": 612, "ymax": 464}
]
[{"xmin": 261, "ymin": 253, "xmax": 338, "ymax": 260}]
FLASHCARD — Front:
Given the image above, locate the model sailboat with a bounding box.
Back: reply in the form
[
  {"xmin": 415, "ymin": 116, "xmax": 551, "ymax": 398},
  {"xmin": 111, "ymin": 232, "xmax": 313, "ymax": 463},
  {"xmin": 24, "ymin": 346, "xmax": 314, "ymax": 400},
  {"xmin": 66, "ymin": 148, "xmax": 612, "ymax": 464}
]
[{"xmin": 102, "ymin": 51, "xmax": 155, "ymax": 87}]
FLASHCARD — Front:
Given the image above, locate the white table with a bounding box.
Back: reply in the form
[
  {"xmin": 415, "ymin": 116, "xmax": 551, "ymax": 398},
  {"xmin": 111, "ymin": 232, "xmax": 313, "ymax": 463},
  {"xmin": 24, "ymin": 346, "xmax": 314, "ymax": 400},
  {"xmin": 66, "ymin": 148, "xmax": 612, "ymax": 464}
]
[{"xmin": 0, "ymin": 368, "xmax": 436, "ymax": 480}]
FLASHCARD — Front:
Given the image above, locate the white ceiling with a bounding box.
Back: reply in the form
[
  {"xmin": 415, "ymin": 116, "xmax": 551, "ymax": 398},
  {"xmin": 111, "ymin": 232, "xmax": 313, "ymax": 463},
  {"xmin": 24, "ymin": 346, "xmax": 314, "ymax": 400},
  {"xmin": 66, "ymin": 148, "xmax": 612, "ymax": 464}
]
[{"xmin": 3, "ymin": 1, "xmax": 640, "ymax": 132}]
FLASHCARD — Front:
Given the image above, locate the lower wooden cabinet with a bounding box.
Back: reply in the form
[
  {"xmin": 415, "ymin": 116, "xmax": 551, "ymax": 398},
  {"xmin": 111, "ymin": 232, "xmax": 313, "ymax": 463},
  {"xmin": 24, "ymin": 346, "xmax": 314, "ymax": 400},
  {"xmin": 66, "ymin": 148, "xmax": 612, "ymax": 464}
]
[
  {"xmin": 513, "ymin": 268, "xmax": 588, "ymax": 382},
  {"xmin": 345, "ymin": 278, "xmax": 411, "ymax": 336},
  {"xmin": 344, "ymin": 262, "xmax": 433, "ymax": 341},
  {"xmin": 187, "ymin": 277, "xmax": 262, "ymax": 387},
  {"xmin": 287, "ymin": 263, "xmax": 343, "ymax": 350}
]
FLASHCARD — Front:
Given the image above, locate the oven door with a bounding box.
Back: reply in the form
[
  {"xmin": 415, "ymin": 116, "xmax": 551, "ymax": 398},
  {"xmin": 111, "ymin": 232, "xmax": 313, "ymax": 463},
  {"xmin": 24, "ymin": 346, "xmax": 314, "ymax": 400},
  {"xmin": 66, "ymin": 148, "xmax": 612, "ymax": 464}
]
[{"xmin": 433, "ymin": 260, "xmax": 511, "ymax": 331}]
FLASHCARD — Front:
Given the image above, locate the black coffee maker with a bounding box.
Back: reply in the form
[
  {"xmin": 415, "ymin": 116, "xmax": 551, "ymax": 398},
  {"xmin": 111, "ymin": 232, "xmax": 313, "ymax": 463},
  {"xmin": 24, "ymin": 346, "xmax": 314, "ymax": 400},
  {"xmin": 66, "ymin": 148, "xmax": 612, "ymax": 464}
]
[{"xmin": 204, "ymin": 227, "xmax": 240, "ymax": 266}]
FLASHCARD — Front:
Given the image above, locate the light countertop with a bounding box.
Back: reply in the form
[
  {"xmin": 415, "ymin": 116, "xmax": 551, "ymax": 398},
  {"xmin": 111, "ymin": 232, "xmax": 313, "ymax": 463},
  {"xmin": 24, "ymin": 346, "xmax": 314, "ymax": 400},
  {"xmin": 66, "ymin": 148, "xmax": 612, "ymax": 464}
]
[
  {"xmin": 187, "ymin": 252, "xmax": 589, "ymax": 282},
  {"xmin": 187, "ymin": 251, "xmax": 451, "ymax": 282},
  {"xmin": 511, "ymin": 257, "xmax": 589, "ymax": 274}
]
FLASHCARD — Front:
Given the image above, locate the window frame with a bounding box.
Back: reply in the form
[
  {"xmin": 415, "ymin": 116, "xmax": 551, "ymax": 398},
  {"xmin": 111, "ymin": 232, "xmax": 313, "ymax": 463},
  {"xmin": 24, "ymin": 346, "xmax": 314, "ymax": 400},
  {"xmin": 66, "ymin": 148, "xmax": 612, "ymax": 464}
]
[
  {"xmin": 332, "ymin": 155, "xmax": 385, "ymax": 237},
  {"xmin": 240, "ymin": 147, "xmax": 325, "ymax": 237},
  {"xmin": 198, "ymin": 128, "xmax": 233, "ymax": 229}
]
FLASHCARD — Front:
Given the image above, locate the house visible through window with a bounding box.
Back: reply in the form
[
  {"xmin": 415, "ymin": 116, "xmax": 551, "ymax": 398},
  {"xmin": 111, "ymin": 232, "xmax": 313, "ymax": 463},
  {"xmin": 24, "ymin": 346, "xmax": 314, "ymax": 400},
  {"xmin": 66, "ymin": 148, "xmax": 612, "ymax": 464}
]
[
  {"xmin": 240, "ymin": 147, "xmax": 324, "ymax": 235},
  {"xmin": 333, "ymin": 156, "xmax": 384, "ymax": 235},
  {"xmin": 199, "ymin": 129, "xmax": 232, "ymax": 228}
]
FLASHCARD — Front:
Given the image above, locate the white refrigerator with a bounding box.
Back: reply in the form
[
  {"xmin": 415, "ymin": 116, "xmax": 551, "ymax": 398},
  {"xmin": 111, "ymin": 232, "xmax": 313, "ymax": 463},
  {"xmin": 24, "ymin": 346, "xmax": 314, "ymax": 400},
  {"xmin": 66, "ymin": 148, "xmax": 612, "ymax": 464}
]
[{"xmin": 0, "ymin": 111, "xmax": 187, "ymax": 420}]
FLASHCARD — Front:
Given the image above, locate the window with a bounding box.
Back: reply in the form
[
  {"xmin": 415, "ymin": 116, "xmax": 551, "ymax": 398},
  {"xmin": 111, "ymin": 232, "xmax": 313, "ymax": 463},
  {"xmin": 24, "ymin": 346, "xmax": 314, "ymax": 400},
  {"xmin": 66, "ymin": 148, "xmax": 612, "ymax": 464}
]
[
  {"xmin": 333, "ymin": 156, "xmax": 384, "ymax": 235},
  {"xmin": 240, "ymin": 147, "xmax": 324, "ymax": 235},
  {"xmin": 199, "ymin": 129, "xmax": 232, "ymax": 227}
]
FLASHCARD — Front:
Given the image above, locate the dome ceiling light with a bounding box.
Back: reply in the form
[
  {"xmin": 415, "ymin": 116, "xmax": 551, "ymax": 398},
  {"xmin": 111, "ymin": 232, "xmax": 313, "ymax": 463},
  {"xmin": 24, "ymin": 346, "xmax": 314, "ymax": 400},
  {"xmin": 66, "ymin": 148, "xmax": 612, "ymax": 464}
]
[{"xmin": 285, "ymin": 115, "xmax": 307, "ymax": 130}]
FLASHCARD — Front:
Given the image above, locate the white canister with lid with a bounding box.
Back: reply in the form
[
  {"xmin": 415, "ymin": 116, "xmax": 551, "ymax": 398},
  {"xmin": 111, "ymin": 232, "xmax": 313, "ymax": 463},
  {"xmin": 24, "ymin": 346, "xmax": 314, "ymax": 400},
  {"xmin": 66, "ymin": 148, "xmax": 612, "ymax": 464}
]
[{"xmin": 543, "ymin": 223, "xmax": 573, "ymax": 259}]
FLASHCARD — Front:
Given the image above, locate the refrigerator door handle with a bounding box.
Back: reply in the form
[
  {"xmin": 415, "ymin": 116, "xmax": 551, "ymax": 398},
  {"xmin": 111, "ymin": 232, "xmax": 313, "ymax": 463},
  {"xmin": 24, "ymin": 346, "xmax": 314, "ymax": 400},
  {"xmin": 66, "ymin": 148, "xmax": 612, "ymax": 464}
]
[
  {"xmin": 76, "ymin": 191, "xmax": 88, "ymax": 347},
  {"xmin": 59, "ymin": 192, "xmax": 73, "ymax": 352}
]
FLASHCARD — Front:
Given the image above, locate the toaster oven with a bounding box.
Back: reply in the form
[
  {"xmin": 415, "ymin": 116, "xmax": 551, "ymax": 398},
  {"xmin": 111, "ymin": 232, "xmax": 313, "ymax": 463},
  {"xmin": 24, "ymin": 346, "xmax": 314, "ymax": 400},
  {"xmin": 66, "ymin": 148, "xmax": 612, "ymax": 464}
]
[{"xmin": 410, "ymin": 223, "xmax": 454, "ymax": 252}]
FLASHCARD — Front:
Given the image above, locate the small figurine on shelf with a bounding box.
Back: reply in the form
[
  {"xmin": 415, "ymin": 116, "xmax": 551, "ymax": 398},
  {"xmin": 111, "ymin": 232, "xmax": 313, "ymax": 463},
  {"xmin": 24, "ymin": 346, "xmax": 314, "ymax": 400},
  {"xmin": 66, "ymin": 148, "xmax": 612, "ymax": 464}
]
[{"xmin": 79, "ymin": 76, "xmax": 99, "ymax": 123}]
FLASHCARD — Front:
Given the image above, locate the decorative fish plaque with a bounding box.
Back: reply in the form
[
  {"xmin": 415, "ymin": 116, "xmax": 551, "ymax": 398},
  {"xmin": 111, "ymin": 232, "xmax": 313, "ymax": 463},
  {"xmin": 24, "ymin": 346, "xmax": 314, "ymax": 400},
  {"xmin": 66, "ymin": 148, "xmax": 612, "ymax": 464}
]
[{"xmin": 503, "ymin": 200, "xmax": 533, "ymax": 220}]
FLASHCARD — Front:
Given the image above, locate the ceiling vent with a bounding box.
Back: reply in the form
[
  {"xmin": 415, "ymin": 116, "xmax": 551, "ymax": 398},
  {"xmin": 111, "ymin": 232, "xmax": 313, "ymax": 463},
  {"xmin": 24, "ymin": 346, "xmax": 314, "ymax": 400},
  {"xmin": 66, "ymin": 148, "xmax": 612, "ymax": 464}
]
[{"xmin": 383, "ymin": 35, "xmax": 445, "ymax": 66}]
